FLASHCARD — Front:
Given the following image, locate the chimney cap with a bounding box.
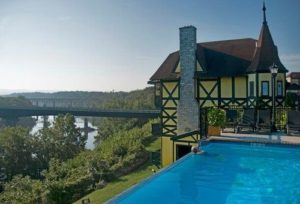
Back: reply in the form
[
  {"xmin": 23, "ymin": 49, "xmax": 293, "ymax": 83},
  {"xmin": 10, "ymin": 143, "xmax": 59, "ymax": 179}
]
[{"xmin": 179, "ymin": 25, "xmax": 196, "ymax": 30}]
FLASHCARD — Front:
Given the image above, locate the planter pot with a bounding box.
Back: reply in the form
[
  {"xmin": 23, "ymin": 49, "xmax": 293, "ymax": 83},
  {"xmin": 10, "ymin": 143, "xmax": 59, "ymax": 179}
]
[{"xmin": 208, "ymin": 126, "xmax": 221, "ymax": 136}]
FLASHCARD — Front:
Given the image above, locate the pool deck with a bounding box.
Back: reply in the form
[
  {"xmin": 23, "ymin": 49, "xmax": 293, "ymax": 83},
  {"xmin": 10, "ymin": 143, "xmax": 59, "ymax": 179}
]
[{"xmin": 209, "ymin": 132, "xmax": 300, "ymax": 145}]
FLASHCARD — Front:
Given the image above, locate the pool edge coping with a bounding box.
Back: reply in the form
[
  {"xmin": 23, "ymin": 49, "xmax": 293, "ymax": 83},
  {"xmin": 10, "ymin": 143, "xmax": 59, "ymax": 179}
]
[{"xmin": 208, "ymin": 136, "xmax": 300, "ymax": 147}]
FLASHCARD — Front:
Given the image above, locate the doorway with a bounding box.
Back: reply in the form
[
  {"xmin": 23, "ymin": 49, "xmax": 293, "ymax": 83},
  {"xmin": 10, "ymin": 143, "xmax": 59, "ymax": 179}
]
[{"xmin": 176, "ymin": 144, "xmax": 191, "ymax": 160}]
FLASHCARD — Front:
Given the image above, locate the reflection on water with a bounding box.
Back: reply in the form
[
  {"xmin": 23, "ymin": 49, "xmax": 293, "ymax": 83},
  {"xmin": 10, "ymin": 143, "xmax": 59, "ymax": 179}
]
[{"xmin": 31, "ymin": 116, "xmax": 97, "ymax": 149}]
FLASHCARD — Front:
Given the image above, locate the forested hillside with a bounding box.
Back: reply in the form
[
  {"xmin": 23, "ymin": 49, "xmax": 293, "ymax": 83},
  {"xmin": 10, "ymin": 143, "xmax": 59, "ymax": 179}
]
[
  {"xmin": 93, "ymin": 87, "xmax": 155, "ymax": 144},
  {"xmin": 0, "ymin": 96, "xmax": 32, "ymax": 107},
  {"xmin": 8, "ymin": 87, "xmax": 155, "ymax": 110},
  {"xmin": 0, "ymin": 96, "xmax": 34, "ymax": 128},
  {"xmin": 0, "ymin": 87, "xmax": 159, "ymax": 203}
]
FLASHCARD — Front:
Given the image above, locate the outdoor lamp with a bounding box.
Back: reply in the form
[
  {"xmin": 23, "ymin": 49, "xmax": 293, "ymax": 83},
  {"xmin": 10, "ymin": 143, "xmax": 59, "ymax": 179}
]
[
  {"xmin": 269, "ymin": 63, "xmax": 279, "ymax": 76},
  {"xmin": 269, "ymin": 63, "xmax": 279, "ymax": 132}
]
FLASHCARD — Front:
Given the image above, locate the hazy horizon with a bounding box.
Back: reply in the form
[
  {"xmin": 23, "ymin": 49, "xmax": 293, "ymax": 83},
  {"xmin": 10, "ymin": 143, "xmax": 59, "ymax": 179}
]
[{"xmin": 1, "ymin": 0, "xmax": 300, "ymax": 92}]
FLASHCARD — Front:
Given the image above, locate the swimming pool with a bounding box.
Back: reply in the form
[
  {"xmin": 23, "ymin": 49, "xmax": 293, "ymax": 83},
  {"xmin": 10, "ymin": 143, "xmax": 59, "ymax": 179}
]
[{"xmin": 107, "ymin": 141, "xmax": 300, "ymax": 204}]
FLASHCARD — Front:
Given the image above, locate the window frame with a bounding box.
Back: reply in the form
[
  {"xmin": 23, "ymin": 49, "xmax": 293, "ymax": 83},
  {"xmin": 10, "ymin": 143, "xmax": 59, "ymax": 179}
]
[
  {"xmin": 277, "ymin": 80, "xmax": 283, "ymax": 96},
  {"xmin": 261, "ymin": 81, "xmax": 269, "ymax": 97},
  {"xmin": 249, "ymin": 81, "xmax": 255, "ymax": 97}
]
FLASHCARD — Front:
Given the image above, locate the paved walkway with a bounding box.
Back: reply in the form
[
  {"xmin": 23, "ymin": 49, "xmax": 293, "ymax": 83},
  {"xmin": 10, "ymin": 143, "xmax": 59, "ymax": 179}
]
[{"xmin": 209, "ymin": 132, "xmax": 300, "ymax": 145}]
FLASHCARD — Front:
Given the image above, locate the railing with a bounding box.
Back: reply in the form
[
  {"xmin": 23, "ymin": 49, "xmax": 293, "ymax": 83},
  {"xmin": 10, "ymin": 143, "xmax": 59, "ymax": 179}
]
[
  {"xmin": 222, "ymin": 106, "xmax": 295, "ymax": 132},
  {"xmin": 170, "ymin": 130, "xmax": 201, "ymax": 143}
]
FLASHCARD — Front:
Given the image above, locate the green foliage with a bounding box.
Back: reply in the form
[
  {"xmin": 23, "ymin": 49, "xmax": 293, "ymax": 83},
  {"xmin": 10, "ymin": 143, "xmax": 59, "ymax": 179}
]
[
  {"xmin": 0, "ymin": 119, "xmax": 156, "ymax": 204},
  {"xmin": 39, "ymin": 120, "xmax": 153, "ymax": 203},
  {"xmin": 0, "ymin": 96, "xmax": 34, "ymax": 128},
  {"xmin": 0, "ymin": 127, "xmax": 35, "ymax": 180},
  {"xmin": 95, "ymin": 121, "xmax": 153, "ymax": 176},
  {"xmin": 0, "ymin": 87, "xmax": 157, "ymax": 203},
  {"xmin": 42, "ymin": 157, "xmax": 95, "ymax": 204},
  {"xmin": 280, "ymin": 111, "xmax": 287, "ymax": 126},
  {"xmin": 207, "ymin": 107, "xmax": 226, "ymax": 127},
  {"xmin": 34, "ymin": 114, "xmax": 86, "ymax": 167},
  {"xmin": 94, "ymin": 87, "xmax": 155, "ymax": 144},
  {"xmin": 74, "ymin": 139, "xmax": 161, "ymax": 204},
  {"xmin": 0, "ymin": 175, "xmax": 43, "ymax": 204},
  {"xmin": 94, "ymin": 118, "xmax": 143, "ymax": 143},
  {"xmin": 0, "ymin": 96, "xmax": 32, "ymax": 107},
  {"xmin": 9, "ymin": 87, "xmax": 155, "ymax": 110}
]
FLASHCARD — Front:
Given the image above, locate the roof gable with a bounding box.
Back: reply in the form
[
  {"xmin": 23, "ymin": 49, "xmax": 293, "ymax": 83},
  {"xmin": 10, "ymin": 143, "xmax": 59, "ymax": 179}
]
[
  {"xmin": 150, "ymin": 38, "xmax": 256, "ymax": 81},
  {"xmin": 247, "ymin": 23, "xmax": 288, "ymax": 73}
]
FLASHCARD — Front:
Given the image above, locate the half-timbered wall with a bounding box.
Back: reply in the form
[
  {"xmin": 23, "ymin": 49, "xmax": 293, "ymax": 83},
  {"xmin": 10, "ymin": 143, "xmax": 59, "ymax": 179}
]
[
  {"xmin": 159, "ymin": 73, "xmax": 285, "ymax": 166},
  {"xmin": 234, "ymin": 77, "xmax": 247, "ymax": 106},
  {"xmin": 197, "ymin": 77, "xmax": 248, "ymax": 108},
  {"xmin": 161, "ymin": 81, "xmax": 179, "ymax": 136},
  {"xmin": 197, "ymin": 79, "xmax": 219, "ymax": 107},
  {"xmin": 248, "ymin": 73, "xmax": 257, "ymax": 108},
  {"xmin": 160, "ymin": 80, "xmax": 180, "ymax": 166},
  {"xmin": 256, "ymin": 73, "xmax": 286, "ymax": 108}
]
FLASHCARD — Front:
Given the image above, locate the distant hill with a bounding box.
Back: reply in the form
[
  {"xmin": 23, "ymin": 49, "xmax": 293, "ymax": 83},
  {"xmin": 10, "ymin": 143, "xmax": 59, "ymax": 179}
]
[
  {"xmin": 0, "ymin": 96, "xmax": 32, "ymax": 107},
  {"xmin": 8, "ymin": 91, "xmax": 126, "ymax": 99},
  {"xmin": 7, "ymin": 87, "xmax": 155, "ymax": 110}
]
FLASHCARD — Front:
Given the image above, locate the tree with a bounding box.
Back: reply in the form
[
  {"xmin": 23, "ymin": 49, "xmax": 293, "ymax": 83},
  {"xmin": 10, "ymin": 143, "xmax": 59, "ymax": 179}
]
[
  {"xmin": 0, "ymin": 175, "xmax": 43, "ymax": 204},
  {"xmin": 34, "ymin": 114, "xmax": 87, "ymax": 166},
  {"xmin": 53, "ymin": 114, "xmax": 86, "ymax": 152},
  {"xmin": 0, "ymin": 127, "xmax": 35, "ymax": 180},
  {"xmin": 43, "ymin": 157, "xmax": 96, "ymax": 204}
]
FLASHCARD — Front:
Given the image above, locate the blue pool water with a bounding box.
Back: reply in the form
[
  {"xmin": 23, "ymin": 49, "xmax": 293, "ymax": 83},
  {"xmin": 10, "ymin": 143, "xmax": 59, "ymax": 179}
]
[{"xmin": 109, "ymin": 142, "xmax": 300, "ymax": 204}]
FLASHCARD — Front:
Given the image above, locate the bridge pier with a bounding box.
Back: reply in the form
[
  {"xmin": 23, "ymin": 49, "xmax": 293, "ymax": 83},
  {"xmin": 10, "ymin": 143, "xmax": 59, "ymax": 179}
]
[{"xmin": 43, "ymin": 116, "xmax": 49, "ymax": 129}]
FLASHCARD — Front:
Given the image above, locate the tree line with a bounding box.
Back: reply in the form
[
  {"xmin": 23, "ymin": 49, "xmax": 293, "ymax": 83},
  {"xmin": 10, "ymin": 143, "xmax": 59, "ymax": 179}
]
[{"xmin": 0, "ymin": 87, "xmax": 157, "ymax": 203}]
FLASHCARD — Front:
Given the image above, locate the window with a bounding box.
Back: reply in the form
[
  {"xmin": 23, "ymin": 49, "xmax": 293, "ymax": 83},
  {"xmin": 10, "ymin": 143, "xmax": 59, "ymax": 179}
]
[
  {"xmin": 261, "ymin": 81, "xmax": 269, "ymax": 96},
  {"xmin": 277, "ymin": 81, "xmax": 283, "ymax": 96},
  {"xmin": 249, "ymin": 81, "xmax": 254, "ymax": 97}
]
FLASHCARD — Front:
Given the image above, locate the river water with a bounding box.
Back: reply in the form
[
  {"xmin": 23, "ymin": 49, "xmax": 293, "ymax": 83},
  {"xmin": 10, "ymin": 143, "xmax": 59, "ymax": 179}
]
[{"xmin": 30, "ymin": 116, "xmax": 98, "ymax": 149}]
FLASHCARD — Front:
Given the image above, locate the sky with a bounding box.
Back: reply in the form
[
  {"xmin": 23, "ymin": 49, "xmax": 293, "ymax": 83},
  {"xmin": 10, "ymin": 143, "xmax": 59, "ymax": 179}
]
[{"xmin": 0, "ymin": 0, "xmax": 299, "ymax": 93}]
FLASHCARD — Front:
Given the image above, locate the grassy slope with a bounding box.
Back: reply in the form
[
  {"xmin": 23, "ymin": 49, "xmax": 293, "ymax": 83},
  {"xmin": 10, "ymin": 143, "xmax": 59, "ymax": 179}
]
[{"xmin": 74, "ymin": 138, "xmax": 161, "ymax": 204}]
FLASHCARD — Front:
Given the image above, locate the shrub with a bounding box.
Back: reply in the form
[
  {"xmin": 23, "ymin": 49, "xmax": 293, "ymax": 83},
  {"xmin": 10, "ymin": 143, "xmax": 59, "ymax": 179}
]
[{"xmin": 207, "ymin": 107, "xmax": 226, "ymax": 127}]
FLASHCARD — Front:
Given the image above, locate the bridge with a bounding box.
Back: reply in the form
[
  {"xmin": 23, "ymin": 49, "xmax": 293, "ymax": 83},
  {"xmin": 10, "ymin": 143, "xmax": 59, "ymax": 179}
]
[
  {"xmin": 0, "ymin": 106, "xmax": 160, "ymax": 118},
  {"xmin": 28, "ymin": 97, "xmax": 91, "ymax": 108}
]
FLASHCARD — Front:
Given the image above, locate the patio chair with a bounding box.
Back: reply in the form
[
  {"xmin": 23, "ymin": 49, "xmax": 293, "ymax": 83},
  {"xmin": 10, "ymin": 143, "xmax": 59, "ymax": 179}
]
[
  {"xmin": 222, "ymin": 109, "xmax": 238, "ymax": 133},
  {"xmin": 287, "ymin": 111, "xmax": 300, "ymax": 135},
  {"xmin": 256, "ymin": 109, "xmax": 271, "ymax": 133},
  {"xmin": 236, "ymin": 109, "xmax": 256, "ymax": 133}
]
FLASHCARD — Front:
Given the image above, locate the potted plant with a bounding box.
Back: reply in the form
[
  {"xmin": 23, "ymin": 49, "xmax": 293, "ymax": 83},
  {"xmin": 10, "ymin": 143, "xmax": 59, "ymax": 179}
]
[{"xmin": 207, "ymin": 107, "xmax": 226, "ymax": 136}]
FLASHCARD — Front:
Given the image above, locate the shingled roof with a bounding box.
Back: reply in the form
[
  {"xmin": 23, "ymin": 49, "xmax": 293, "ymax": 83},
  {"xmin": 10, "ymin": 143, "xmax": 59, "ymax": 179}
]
[
  {"xmin": 150, "ymin": 38, "xmax": 256, "ymax": 81},
  {"xmin": 149, "ymin": 4, "xmax": 288, "ymax": 83},
  {"xmin": 247, "ymin": 4, "xmax": 287, "ymax": 73},
  {"xmin": 287, "ymin": 72, "xmax": 300, "ymax": 79}
]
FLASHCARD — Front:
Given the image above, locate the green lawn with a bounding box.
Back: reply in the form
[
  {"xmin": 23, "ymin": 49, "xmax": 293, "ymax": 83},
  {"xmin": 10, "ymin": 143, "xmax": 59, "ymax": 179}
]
[{"xmin": 74, "ymin": 137, "xmax": 161, "ymax": 204}]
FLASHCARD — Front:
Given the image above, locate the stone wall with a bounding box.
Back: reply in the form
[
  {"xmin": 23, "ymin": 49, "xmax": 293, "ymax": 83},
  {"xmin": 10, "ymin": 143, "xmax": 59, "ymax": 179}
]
[{"xmin": 177, "ymin": 26, "xmax": 199, "ymax": 134}]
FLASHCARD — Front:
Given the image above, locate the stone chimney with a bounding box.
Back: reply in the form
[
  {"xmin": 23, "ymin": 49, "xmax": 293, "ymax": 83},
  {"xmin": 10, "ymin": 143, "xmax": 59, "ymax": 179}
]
[{"xmin": 177, "ymin": 26, "xmax": 199, "ymax": 134}]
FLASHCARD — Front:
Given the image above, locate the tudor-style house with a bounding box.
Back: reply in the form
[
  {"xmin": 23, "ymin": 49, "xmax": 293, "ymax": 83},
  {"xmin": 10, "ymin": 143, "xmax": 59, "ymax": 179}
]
[{"xmin": 148, "ymin": 5, "xmax": 288, "ymax": 166}]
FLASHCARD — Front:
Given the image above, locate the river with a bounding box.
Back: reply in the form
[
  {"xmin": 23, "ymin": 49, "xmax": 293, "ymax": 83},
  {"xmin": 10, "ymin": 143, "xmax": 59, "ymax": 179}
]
[{"xmin": 30, "ymin": 116, "xmax": 98, "ymax": 149}]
